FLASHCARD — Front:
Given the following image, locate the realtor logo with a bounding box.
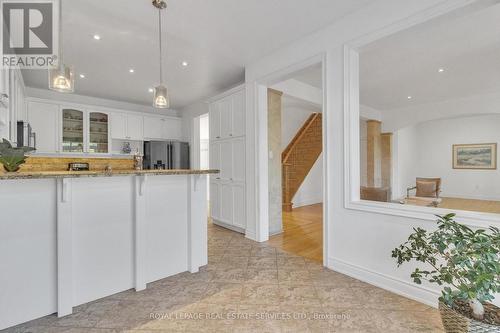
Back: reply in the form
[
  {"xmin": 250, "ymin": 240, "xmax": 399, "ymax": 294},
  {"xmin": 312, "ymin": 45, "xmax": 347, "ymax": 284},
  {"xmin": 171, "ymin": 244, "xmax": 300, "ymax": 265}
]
[{"xmin": 1, "ymin": 0, "xmax": 59, "ymax": 68}]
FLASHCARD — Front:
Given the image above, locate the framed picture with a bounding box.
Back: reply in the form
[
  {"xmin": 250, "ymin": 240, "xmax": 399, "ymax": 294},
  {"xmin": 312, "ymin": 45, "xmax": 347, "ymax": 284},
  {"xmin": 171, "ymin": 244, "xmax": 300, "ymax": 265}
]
[{"xmin": 453, "ymin": 143, "xmax": 497, "ymax": 170}]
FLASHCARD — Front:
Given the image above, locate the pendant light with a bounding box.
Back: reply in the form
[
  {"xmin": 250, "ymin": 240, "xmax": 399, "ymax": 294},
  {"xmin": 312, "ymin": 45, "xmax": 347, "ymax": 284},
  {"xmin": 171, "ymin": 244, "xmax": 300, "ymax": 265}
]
[
  {"xmin": 152, "ymin": 0, "xmax": 170, "ymax": 108},
  {"xmin": 48, "ymin": 0, "xmax": 74, "ymax": 93}
]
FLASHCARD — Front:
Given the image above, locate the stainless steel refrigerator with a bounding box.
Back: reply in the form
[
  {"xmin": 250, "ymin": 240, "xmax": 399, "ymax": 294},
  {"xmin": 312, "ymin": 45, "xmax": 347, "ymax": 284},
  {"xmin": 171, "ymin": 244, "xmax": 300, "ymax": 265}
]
[{"xmin": 143, "ymin": 141, "xmax": 190, "ymax": 170}]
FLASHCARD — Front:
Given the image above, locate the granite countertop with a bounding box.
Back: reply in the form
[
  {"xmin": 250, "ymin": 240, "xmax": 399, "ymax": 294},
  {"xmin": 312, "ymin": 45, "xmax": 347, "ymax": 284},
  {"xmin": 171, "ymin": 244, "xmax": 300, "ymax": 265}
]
[{"xmin": 0, "ymin": 169, "xmax": 220, "ymax": 180}]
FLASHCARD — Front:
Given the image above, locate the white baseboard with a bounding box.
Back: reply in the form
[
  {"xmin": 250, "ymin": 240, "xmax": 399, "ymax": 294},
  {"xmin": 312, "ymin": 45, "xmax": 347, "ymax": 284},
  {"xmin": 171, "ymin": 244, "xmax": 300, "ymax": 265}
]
[
  {"xmin": 212, "ymin": 219, "xmax": 245, "ymax": 234},
  {"xmin": 245, "ymin": 230, "xmax": 257, "ymax": 242},
  {"xmin": 328, "ymin": 257, "xmax": 440, "ymax": 309},
  {"xmin": 292, "ymin": 197, "xmax": 323, "ymax": 208}
]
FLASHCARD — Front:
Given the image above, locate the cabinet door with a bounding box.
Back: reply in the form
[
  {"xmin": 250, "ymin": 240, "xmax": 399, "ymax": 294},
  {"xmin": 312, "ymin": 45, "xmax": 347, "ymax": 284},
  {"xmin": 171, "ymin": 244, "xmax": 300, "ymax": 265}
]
[
  {"xmin": 210, "ymin": 181, "xmax": 221, "ymax": 222},
  {"xmin": 231, "ymin": 90, "xmax": 245, "ymax": 137},
  {"xmin": 110, "ymin": 113, "xmax": 127, "ymax": 140},
  {"xmin": 163, "ymin": 118, "xmax": 181, "ymax": 140},
  {"xmin": 88, "ymin": 112, "xmax": 109, "ymax": 154},
  {"xmin": 143, "ymin": 116, "xmax": 163, "ymax": 139},
  {"xmin": 61, "ymin": 108, "xmax": 85, "ymax": 153},
  {"xmin": 232, "ymin": 137, "xmax": 245, "ymax": 183},
  {"xmin": 209, "ymin": 103, "xmax": 221, "ymax": 140},
  {"xmin": 127, "ymin": 114, "xmax": 144, "ymax": 140},
  {"xmin": 219, "ymin": 98, "xmax": 233, "ymax": 139},
  {"xmin": 232, "ymin": 184, "xmax": 246, "ymax": 229},
  {"xmin": 210, "ymin": 141, "xmax": 221, "ymax": 173},
  {"xmin": 220, "ymin": 140, "xmax": 232, "ymax": 180},
  {"xmin": 220, "ymin": 182, "xmax": 233, "ymax": 225},
  {"xmin": 27, "ymin": 102, "xmax": 59, "ymax": 153}
]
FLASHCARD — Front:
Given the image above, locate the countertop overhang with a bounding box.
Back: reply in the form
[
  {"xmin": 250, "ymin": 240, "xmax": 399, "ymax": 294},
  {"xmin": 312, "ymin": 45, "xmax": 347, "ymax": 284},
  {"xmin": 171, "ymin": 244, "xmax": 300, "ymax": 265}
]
[{"xmin": 0, "ymin": 169, "xmax": 219, "ymax": 180}]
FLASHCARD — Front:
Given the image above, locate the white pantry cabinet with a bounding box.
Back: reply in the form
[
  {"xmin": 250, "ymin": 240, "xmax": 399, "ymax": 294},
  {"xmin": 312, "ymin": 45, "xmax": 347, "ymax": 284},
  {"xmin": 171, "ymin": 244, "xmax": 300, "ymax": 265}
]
[
  {"xmin": 111, "ymin": 113, "xmax": 144, "ymax": 141},
  {"xmin": 209, "ymin": 85, "xmax": 246, "ymax": 233},
  {"xmin": 209, "ymin": 87, "xmax": 245, "ymax": 141}
]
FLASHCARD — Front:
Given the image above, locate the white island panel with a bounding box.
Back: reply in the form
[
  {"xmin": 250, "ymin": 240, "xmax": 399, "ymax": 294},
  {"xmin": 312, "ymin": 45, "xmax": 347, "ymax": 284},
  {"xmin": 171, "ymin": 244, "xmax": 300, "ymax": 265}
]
[
  {"xmin": 71, "ymin": 177, "xmax": 135, "ymax": 306},
  {"xmin": 145, "ymin": 175, "xmax": 188, "ymax": 283},
  {"xmin": 0, "ymin": 179, "xmax": 58, "ymax": 330}
]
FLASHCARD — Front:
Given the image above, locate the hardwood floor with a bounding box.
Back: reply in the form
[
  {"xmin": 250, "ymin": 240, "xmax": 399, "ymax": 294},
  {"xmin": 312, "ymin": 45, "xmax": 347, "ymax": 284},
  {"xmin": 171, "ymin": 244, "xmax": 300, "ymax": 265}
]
[
  {"xmin": 439, "ymin": 197, "xmax": 500, "ymax": 214},
  {"xmin": 267, "ymin": 203, "xmax": 323, "ymax": 262}
]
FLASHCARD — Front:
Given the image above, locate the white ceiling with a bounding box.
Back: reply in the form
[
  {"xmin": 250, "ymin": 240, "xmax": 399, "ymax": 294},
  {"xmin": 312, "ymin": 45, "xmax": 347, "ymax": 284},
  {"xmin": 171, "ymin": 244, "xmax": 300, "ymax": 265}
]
[
  {"xmin": 22, "ymin": 0, "xmax": 370, "ymax": 110},
  {"xmin": 360, "ymin": 2, "xmax": 500, "ymax": 111}
]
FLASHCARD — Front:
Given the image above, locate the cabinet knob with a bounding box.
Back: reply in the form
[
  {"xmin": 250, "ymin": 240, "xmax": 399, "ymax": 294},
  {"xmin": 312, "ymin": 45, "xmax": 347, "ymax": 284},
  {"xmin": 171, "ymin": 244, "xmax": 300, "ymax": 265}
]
[
  {"xmin": 229, "ymin": 134, "xmax": 233, "ymax": 137},
  {"xmin": 216, "ymin": 136, "xmax": 220, "ymax": 139}
]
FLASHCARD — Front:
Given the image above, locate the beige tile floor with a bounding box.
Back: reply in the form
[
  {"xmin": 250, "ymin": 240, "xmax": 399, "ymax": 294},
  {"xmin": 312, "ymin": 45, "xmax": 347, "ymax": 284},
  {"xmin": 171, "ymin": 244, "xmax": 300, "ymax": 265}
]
[{"xmin": 5, "ymin": 224, "xmax": 444, "ymax": 333}]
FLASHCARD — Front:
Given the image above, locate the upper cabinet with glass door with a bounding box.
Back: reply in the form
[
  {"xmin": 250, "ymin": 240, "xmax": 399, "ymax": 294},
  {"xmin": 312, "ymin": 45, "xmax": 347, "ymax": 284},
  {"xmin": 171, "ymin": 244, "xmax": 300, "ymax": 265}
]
[
  {"xmin": 88, "ymin": 112, "xmax": 109, "ymax": 153},
  {"xmin": 62, "ymin": 109, "xmax": 84, "ymax": 153}
]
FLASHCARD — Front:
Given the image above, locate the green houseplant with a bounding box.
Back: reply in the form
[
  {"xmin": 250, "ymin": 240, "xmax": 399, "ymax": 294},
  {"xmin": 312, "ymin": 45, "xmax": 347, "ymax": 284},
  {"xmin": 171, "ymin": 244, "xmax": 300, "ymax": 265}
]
[
  {"xmin": 0, "ymin": 139, "xmax": 35, "ymax": 172},
  {"xmin": 392, "ymin": 213, "xmax": 499, "ymax": 332}
]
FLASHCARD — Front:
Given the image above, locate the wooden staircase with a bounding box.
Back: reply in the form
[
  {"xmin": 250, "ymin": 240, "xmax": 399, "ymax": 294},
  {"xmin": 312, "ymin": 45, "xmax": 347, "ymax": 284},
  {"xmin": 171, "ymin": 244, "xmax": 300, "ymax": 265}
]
[{"xmin": 282, "ymin": 113, "xmax": 322, "ymax": 212}]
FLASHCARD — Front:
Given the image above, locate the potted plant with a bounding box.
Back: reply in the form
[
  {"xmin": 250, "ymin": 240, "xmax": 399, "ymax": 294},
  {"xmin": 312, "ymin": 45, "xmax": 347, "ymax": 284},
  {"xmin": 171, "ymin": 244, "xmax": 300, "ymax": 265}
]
[
  {"xmin": 0, "ymin": 139, "xmax": 34, "ymax": 172},
  {"xmin": 392, "ymin": 213, "xmax": 499, "ymax": 332}
]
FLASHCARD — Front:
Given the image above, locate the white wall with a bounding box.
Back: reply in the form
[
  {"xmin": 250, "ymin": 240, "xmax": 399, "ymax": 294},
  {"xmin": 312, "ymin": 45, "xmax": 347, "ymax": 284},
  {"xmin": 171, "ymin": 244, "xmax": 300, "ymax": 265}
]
[
  {"xmin": 394, "ymin": 115, "xmax": 500, "ymax": 200},
  {"xmin": 281, "ymin": 100, "xmax": 323, "ymax": 207},
  {"xmin": 393, "ymin": 124, "xmax": 419, "ymax": 198},
  {"xmin": 244, "ymin": 0, "xmax": 500, "ymax": 309}
]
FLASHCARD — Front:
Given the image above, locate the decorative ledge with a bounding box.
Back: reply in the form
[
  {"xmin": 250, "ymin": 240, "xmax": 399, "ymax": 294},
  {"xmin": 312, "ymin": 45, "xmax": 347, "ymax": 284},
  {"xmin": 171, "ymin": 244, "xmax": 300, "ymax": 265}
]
[{"xmin": 0, "ymin": 169, "xmax": 219, "ymax": 180}]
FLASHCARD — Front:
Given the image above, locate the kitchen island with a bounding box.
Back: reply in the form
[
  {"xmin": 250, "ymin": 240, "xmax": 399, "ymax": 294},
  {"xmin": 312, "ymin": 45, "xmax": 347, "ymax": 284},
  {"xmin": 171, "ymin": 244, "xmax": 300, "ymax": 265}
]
[{"xmin": 0, "ymin": 169, "xmax": 217, "ymax": 330}]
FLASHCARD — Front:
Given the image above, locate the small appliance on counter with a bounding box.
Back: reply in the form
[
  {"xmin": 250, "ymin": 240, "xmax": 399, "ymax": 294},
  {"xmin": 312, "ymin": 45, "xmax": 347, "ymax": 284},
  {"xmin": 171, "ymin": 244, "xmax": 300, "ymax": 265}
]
[
  {"xmin": 16, "ymin": 121, "xmax": 36, "ymax": 149},
  {"xmin": 68, "ymin": 162, "xmax": 90, "ymax": 171},
  {"xmin": 143, "ymin": 141, "xmax": 190, "ymax": 170}
]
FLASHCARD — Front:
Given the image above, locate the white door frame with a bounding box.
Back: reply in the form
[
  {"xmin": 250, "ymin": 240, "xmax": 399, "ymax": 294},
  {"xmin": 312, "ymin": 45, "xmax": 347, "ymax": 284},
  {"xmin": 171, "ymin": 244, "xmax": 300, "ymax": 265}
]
[{"xmin": 252, "ymin": 53, "xmax": 329, "ymax": 267}]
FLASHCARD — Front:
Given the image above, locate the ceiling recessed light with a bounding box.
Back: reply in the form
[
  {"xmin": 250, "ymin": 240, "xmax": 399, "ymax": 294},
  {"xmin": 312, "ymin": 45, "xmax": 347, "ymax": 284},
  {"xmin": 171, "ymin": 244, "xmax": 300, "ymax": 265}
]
[
  {"xmin": 181, "ymin": 61, "xmax": 188, "ymax": 67},
  {"xmin": 129, "ymin": 69, "xmax": 135, "ymax": 73},
  {"xmin": 79, "ymin": 74, "xmax": 85, "ymax": 78},
  {"xmin": 93, "ymin": 34, "xmax": 101, "ymax": 40},
  {"xmin": 438, "ymin": 68, "xmax": 445, "ymax": 73},
  {"xmin": 148, "ymin": 88, "xmax": 154, "ymax": 93},
  {"xmin": 407, "ymin": 96, "xmax": 413, "ymax": 100}
]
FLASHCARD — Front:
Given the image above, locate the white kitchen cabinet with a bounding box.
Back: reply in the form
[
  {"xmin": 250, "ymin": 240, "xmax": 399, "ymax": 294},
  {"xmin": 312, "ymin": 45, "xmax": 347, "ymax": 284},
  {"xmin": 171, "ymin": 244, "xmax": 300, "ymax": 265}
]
[
  {"xmin": 143, "ymin": 116, "xmax": 164, "ymax": 140},
  {"xmin": 127, "ymin": 114, "xmax": 144, "ymax": 140},
  {"xmin": 111, "ymin": 113, "xmax": 144, "ymax": 141},
  {"xmin": 232, "ymin": 137, "xmax": 245, "ymax": 183},
  {"xmin": 231, "ymin": 89, "xmax": 245, "ymax": 137},
  {"xmin": 220, "ymin": 182, "xmax": 234, "ymax": 225},
  {"xmin": 232, "ymin": 184, "xmax": 246, "ymax": 229},
  {"xmin": 209, "ymin": 103, "xmax": 221, "ymax": 140},
  {"xmin": 219, "ymin": 141, "xmax": 232, "ymax": 180},
  {"xmin": 210, "ymin": 181, "xmax": 221, "ymax": 222},
  {"xmin": 27, "ymin": 102, "xmax": 59, "ymax": 153},
  {"xmin": 111, "ymin": 113, "xmax": 127, "ymax": 139},
  {"xmin": 209, "ymin": 85, "xmax": 246, "ymax": 233},
  {"xmin": 143, "ymin": 116, "xmax": 181, "ymax": 140},
  {"xmin": 219, "ymin": 97, "xmax": 232, "ymax": 139}
]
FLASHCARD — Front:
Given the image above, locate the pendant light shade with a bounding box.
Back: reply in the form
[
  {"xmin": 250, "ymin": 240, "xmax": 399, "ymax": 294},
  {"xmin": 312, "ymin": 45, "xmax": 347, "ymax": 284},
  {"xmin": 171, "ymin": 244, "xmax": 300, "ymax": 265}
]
[
  {"xmin": 48, "ymin": 65, "xmax": 74, "ymax": 93},
  {"xmin": 49, "ymin": 0, "xmax": 74, "ymax": 93},
  {"xmin": 154, "ymin": 85, "xmax": 169, "ymax": 108},
  {"xmin": 152, "ymin": 0, "xmax": 169, "ymax": 109}
]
